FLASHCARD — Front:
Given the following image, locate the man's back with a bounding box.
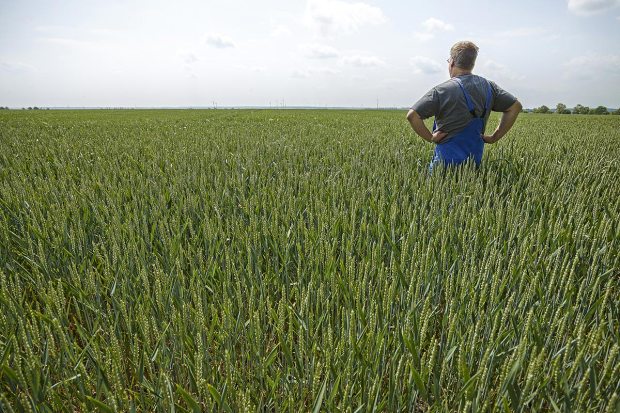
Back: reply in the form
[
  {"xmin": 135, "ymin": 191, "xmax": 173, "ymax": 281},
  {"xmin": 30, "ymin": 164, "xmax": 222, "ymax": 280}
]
[{"xmin": 411, "ymin": 74, "xmax": 517, "ymax": 143}]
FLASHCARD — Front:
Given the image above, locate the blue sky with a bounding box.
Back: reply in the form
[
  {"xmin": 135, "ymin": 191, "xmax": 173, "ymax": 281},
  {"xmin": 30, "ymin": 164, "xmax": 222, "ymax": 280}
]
[{"xmin": 1, "ymin": 0, "xmax": 619, "ymax": 108}]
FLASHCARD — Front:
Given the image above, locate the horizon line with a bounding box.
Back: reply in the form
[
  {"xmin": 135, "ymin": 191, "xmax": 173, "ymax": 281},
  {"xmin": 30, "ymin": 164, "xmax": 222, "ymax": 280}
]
[{"xmin": 1, "ymin": 106, "xmax": 618, "ymax": 111}]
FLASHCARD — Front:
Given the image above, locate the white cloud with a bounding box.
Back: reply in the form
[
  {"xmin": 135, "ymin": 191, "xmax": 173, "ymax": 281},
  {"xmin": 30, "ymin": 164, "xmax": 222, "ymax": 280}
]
[
  {"xmin": 235, "ymin": 65, "xmax": 268, "ymax": 73},
  {"xmin": 413, "ymin": 17, "xmax": 454, "ymax": 43},
  {"xmin": 302, "ymin": 43, "xmax": 340, "ymax": 59},
  {"xmin": 205, "ymin": 34, "xmax": 235, "ymax": 48},
  {"xmin": 179, "ymin": 51, "xmax": 199, "ymax": 64},
  {"xmin": 0, "ymin": 60, "xmax": 36, "ymax": 73},
  {"xmin": 271, "ymin": 25, "xmax": 292, "ymax": 37},
  {"xmin": 304, "ymin": 0, "xmax": 386, "ymax": 36},
  {"xmin": 421, "ymin": 17, "xmax": 454, "ymax": 32},
  {"xmin": 484, "ymin": 60, "xmax": 505, "ymax": 71},
  {"xmin": 38, "ymin": 37, "xmax": 96, "ymax": 47},
  {"xmin": 413, "ymin": 32, "xmax": 434, "ymax": 42},
  {"xmin": 409, "ymin": 56, "xmax": 442, "ymax": 74},
  {"xmin": 292, "ymin": 70, "xmax": 310, "ymax": 78},
  {"xmin": 565, "ymin": 53, "xmax": 620, "ymax": 74},
  {"xmin": 342, "ymin": 55, "xmax": 385, "ymax": 67},
  {"xmin": 567, "ymin": 0, "xmax": 620, "ymax": 15},
  {"xmin": 292, "ymin": 67, "xmax": 340, "ymax": 78},
  {"xmin": 481, "ymin": 60, "xmax": 525, "ymax": 81}
]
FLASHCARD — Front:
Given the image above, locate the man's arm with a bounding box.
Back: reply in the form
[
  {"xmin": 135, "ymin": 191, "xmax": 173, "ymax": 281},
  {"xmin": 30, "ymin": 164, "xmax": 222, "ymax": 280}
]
[
  {"xmin": 406, "ymin": 109, "xmax": 447, "ymax": 143},
  {"xmin": 482, "ymin": 100, "xmax": 522, "ymax": 144}
]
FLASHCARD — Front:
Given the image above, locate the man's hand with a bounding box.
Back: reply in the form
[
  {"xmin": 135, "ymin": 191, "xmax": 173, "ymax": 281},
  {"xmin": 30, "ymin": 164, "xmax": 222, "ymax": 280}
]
[
  {"xmin": 432, "ymin": 130, "xmax": 448, "ymax": 143},
  {"xmin": 482, "ymin": 100, "xmax": 522, "ymax": 144},
  {"xmin": 407, "ymin": 109, "xmax": 444, "ymax": 144}
]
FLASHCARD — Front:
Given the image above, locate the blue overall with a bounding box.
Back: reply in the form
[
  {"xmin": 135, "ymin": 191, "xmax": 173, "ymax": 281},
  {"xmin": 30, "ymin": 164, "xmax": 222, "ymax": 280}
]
[{"xmin": 429, "ymin": 77, "xmax": 493, "ymax": 172}]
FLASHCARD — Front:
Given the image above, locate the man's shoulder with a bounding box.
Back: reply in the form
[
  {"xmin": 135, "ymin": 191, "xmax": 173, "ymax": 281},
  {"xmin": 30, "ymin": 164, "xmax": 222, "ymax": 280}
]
[
  {"xmin": 461, "ymin": 74, "xmax": 492, "ymax": 86},
  {"xmin": 433, "ymin": 75, "xmax": 490, "ymax": 90},
  {"xmin": 433, "ymin": 78, "xmax": 459, "ymax": 93}
]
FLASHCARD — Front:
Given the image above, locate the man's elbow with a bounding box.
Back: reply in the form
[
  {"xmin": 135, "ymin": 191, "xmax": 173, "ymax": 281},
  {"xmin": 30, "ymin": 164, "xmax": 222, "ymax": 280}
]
[
  {"xmin": 510, "ymin": 100, "xmax": 523, "ymax": 113},
  {"xmin": 406, "ymin": 109, "xmax": 418, "ymax": 121}
]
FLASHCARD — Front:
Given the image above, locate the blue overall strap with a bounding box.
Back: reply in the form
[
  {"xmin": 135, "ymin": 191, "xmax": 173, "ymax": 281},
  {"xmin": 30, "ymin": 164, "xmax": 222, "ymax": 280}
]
[
  {"xmin": 481, "ymin": 80, "xmax": 492, "ymax": 118},
  {"xmin": 452, "ymin": 77, "xmax": 475, "ymax": 116}
]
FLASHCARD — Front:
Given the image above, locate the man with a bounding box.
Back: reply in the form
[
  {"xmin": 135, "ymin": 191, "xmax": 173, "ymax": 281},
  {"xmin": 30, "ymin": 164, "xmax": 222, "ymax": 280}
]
[{"xmin": 406, "ymin": 41, "xmax": 522, "ymax": 170}]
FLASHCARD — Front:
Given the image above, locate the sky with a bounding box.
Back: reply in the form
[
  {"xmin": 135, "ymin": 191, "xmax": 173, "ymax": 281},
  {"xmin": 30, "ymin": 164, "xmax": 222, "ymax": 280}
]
[{"xmin": 0, "ymin": 0, "xmax": 619, "ymax": 108}]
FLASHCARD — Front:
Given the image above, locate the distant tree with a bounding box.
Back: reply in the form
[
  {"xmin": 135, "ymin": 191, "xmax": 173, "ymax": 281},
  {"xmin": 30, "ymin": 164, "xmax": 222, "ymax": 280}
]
[
  {"xmin": 613, "ymin": 108, "xmax": 620, "ymax": 115},
  {"xmin": 556, "ymin": 103, "xmax": 567, "ymax": 114},
  {"xmin": 533, "ymin": 105, "xmax": 550, "ymax": 114},
  {"xmin": 591, "ymin": 106, "xmax": 609, "ymax": 115},
  {"xmin": 33, "ymin": 106, "xmax": 39, "ymax": 110},
  {"xmin": 27, "ymin": 107, "xmax": 32, "ymax": 110},
  {"xmin": 572, "ymin": 104, "xmax": 590, "ymax": 115}
]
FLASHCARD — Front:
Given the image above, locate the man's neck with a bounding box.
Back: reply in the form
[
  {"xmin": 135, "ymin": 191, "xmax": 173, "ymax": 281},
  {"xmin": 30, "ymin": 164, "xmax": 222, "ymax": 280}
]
[{"xmin": 451, "ymin": 68, "xmax": 472, "ymax": 78}]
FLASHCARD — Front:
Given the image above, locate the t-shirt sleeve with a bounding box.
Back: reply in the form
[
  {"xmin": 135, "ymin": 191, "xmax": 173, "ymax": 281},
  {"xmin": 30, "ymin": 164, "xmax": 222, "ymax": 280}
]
[
  {"xmin": 410, "ymin": 88, "xmax": 439, "ymax": 119},
  {"xmin": 490, "ymin": 81, "xmax": 517, "ymax": 112}
]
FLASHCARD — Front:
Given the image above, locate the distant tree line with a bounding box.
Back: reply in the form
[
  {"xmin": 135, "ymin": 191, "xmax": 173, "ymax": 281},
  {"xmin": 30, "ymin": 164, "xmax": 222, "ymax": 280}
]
[
  {"xmin": 2, "ymin": 107, "xmax": 51, "ymax": 110},
  {"xmin": 531, "ymin": 104, "xmax": 619, "ymax": 115}
]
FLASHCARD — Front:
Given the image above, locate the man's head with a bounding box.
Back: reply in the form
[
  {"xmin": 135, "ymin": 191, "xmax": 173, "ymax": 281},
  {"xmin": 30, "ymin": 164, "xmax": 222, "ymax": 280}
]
[{"xmin": 448, "ymin": 41, "xmax": 479, "ymax": 76}]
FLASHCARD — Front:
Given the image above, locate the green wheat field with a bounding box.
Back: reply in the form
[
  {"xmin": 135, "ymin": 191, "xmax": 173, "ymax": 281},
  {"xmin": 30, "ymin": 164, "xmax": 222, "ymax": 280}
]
[{"xmin": 1, "ymin": 109, "xmax": 619, "ymax": 412}]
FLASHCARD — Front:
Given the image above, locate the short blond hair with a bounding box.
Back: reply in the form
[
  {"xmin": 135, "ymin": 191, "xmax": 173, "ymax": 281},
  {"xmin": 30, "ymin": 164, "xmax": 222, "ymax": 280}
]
[{"xmin": 450, "ymin": 41, "xmax": 479, "ymax": 70}]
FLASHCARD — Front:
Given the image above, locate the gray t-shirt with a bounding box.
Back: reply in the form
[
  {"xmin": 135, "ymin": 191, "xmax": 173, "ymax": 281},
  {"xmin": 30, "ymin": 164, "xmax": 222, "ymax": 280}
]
[{"xmin": 410, "ymin": 74, "xmax": 517, "ymax": 141}]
